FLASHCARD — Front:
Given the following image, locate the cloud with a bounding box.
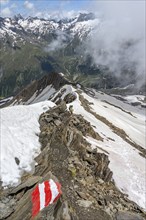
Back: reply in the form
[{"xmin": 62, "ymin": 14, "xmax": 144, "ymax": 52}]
[
  {"xmin": 0, "ymin": 0, "xmax": 9, "ymax": 5},
  {"xmin": 45, "ymin": 30, "xmax": 68, "ymax": 52},
  {"xmin": 84, "ymin": 1, "xmax": 145, "ymax": 87},
  {"xmin": 1, "ymin": 7, "xmax": 11, "ymax": 17},
  {"xmin": 35, "ymin": 9, "xmax": 87, "ymax": 21},
  {"xmin": 10, "ymin": 3, "xmax": 17, "ymax": 9},
  {"xmin": 24, "ymin": 1, "xmax": 34, "ymax": 10}
]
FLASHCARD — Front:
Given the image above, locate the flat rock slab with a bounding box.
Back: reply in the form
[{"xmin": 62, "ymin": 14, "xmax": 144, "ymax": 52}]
[
  {"xmin": 10, "ymin": 176, "xmax": 41, "ymax": 194},
  {"xmin": 116, "ymin": 211, "xmax": 144, "ymax": 220}
]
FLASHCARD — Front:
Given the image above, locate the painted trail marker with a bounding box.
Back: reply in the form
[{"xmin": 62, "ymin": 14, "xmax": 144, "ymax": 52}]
[{"xmin": 31, "ymin": 179, "xmax": 62, "ymax": 217}]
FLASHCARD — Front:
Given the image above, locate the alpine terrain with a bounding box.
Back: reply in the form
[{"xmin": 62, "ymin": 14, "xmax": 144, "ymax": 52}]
[
  {"xmin": 0, "ymin": 13, "xmax": 145, "ymax": 98},
  {"xmin": 0, "ymin": 5, "xmax": 145, "ymax": 220}
]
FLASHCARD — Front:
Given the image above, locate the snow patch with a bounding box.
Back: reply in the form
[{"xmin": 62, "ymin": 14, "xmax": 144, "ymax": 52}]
[
  {"xmin": 0, "ymin": 101, "xmax": 55, "ymax": 186},
  {"xmin": 26, "ymin": 85, "xmax": 56, "ymax": 104},
  {"xmin": 82, "ymin": 92, "xmax": 145, "ymax": 149}
]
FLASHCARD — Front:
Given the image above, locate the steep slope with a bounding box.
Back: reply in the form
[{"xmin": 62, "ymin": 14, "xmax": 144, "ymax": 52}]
[
  {"xmin": 0, "ymin": 101, "xmax": 145, "ymax": 220},
  {"xmin": 51, "ymin": 84, "xmax": 146, "ymax": 209},
  {"xmin": 0, "ymin": 72, "xmax": 71, "ymax": 108},
  {"xmin": 0, "ymin": 76, "xmax": 145, "ymax": 220}
]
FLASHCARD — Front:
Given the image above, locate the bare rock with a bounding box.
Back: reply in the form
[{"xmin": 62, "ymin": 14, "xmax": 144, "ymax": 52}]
[
  {"xmin": 0, "ymin": 198, "xmax": 16, "ymax": 219},
  {"xmin": 95, "ymin": 153, "xmax": 113, "ymax": 182},
  {"xmin": 77, "ymin": 199, "xmax": 92, "ymax": 208},
  {"xmin": 115, "ymin": 211, "xmax": 145, "ymax": 220},
  {"xmin": 10, "ymin": 176, "xmax": 41, "ymax": 194},
  {"xmin": 64, "ymin": 93, "xmax": 77, "ymax": 104}
]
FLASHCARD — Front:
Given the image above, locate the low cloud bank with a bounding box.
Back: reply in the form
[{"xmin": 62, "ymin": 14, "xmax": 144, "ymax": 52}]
[{"xmin": 85, "ymin": 1, "xmax": 145, "ymax": 87}]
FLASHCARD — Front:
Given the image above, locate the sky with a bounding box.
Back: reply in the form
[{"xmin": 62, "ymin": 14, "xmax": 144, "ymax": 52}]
[{"xmin": 0, "ymin": 0, "xmax": 91, "ymax": 18}]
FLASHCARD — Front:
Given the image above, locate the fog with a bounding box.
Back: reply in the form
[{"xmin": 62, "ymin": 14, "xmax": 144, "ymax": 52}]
[
  {"xmin": 45, "ymin": 30, "xmax": 68, "ymax": 52},
  {"xmin": 85, "ymin": 0, "xmax": 145, "ymax": 87}
]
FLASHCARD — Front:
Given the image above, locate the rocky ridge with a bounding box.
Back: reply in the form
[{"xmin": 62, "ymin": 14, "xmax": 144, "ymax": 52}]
[
  {"xmin": 0, "ymin": 95, "xmax": 145, "ymax": 220},
  {"xmin": 0, "ymin": 72, "xmax": 72, "ymax": 108}
]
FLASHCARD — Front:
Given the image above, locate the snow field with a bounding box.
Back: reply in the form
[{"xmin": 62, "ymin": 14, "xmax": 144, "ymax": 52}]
[{"xmin": 0, "ymin": 101, "xmax": 55, "ymax": 186}]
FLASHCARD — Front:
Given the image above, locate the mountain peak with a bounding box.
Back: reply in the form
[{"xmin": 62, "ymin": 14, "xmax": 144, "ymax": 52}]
[
  {"xmin": 77, "ymin": 12, "xmax": 96, "ymax": 22},
  {"xmin": 13, "ymin": 13, "xmax": 24, "ymax": 21}
]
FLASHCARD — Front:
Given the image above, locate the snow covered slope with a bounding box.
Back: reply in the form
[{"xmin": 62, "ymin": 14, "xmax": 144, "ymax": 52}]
[
  {"xmin": 83, "ymin": 91, "xmax": 145, "ymax": 148},
  {"xmin": 25, "ymin": 85, "xmax": 56, "ymax": 104},
  {"xmin": 112, "ymin": 94, "xmax": 146, "ymax": 108},
  {"xmin": 0, "ymin": 101, "xmax": 55, "ymax": 186},
  {"xmin": 53, "ymin": 85, "xmax": 146, "ymax": 210}
]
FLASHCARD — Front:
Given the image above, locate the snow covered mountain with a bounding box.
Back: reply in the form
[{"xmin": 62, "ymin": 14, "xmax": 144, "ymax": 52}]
[
  {"xmin": 0, "ymin": 12, "xmax": 104, "ymax": 98},
  {"xmin": 0, "ymin": 72, "xmax": 145, "ymax": 220},
  {"xmin": 0, "ymin": 13, "xmax": 98, "ymax": 43},
  {"xmin": 0, "ymin": 12, "xmax": 144, "ymax": 99}
]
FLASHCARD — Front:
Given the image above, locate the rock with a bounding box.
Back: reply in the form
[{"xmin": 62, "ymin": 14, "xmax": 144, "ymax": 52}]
[
  {"xmin": 77, "ymin": 199, "xmax": 92, "ymax": 208},
  {"xmin": 70, "ymin": 156, "xmax": 82, "ymax": 168},
  {"xmin": 76, "ymin": 191, "xmax": 88, "ymax": 200},
  {"xmin": 141, "ymin": 103, "xmax": 146, "ymax": 108},
  {"xmin": 52, "ymin": 112, "xmax": 60, "ymax": 119},
  {"xmin": 97, "ymin": 178, "xmax": 104, "ymax": 184},
  {"xmin": 10, "ymin": 176, "xmax": 41, "ymax": 194},
  {"xmin": 64, "ymin": 93, "xmax": 77, "ymax": 104},
  {"xmin": 85, "ymin": 176, "xmax": 94, "ymax": 185},
  {"xmin": 14, "ymin": 157, "xmax": 20, "ymax": 165},
  {"xmin": 105, "ymin": 207, "xmax": 111, "ymax": 216},
  {"xmin": 45, "ymin": 117, "xmax": 53, "ymax": 123},
  {"xmin": 54, "ymin": 119, "xmax": 62, "ymax": 126},
  {"xmin": 115, "ymin": 211, "xmax": 144, "ymax": 220},
  {"xmin": 86, "ymin": 146, "xmax": 97, "ymax": 154},
  {"xmin": 69, "ymin": 116, "xmax": 80, "ymax": 126},
  {"xmin": 61, "ymin": 201, "xmax": 71, "ymax": 220},
  {"xmin": 58, "ymin": 101, "xmax": 67, "ymax": 113},
  {"xmin": 78, "ymin": 178, "xmax": 87, "ymax": 186},
  {"xmin": 69, "ymin": 105, "xmax": 74, "ymax": 114},
  {"xmin": 95, "ymin": 153, "xmax": 113, "ymax": 182},
  {"xmin": 131, "ymin": 102, "xmax": 141, "ymax": 106},
  {"xmin": 0, "ymin": 200, "xmax": 15, "ymax": 219}
]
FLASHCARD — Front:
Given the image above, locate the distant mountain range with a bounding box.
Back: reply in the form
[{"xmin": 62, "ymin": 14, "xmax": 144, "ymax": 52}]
[
  {"xmin": 0, "ymin": 13, "xmax": 97, "ymax": 41},
  {"xmin": 0, "ymin": 13, "xmax": 144, "ymax": 97}
]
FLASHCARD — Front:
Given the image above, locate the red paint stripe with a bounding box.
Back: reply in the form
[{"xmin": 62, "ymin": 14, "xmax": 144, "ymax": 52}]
[
  {"xmin": 44, "ymin": 181, "xmax": 52, "ymax": 207},
  {"xmin": 31, "ymin": 185, "xmax": 40, "ymax": 217},
  {"xmin": 53, "ymin": 182, "xmax": 62, "ymax": 203}
]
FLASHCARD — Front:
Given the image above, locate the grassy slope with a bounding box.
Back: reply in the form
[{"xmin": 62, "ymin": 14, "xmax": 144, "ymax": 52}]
[{"xmin": 0, "ymin": 42, "xmax": 65, "ymax": 96}]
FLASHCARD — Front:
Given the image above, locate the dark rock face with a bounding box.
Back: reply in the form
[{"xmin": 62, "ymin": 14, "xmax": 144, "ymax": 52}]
[
  {"xmin": 95, "ymin": 153, "xmax": 113, "ymax": 182},
  {"xmin": 0, "ymin": 102, "xmax": 145, "ymax": 220},
  {"xmin": 64, "ymin": 93, "xmax": 77, "ymax": 104}
]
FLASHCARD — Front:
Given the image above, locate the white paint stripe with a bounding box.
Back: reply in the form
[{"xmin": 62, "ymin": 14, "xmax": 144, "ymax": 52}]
[
  {"xmin": 38, "ymin": 183, "xmax": 45, "ymax": 210},
  {"xmin": 49, "ymin": 179, "xmax": 59, "ymax": 204}
]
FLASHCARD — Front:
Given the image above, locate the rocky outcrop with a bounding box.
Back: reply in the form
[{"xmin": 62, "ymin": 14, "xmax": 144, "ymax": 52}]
[
  {"xmin": 0, "ymin": 102, "xmax": 145, "ymax": 220},
  {"xmin": 0, "ymin": 72, "xmax": 71, "ymax": 108}
]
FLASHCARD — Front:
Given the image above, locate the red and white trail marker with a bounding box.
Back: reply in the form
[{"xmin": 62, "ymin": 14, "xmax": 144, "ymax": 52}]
[{"xmin": 31, "ymin": 179, "xmax": 62, "ymax": 217}]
